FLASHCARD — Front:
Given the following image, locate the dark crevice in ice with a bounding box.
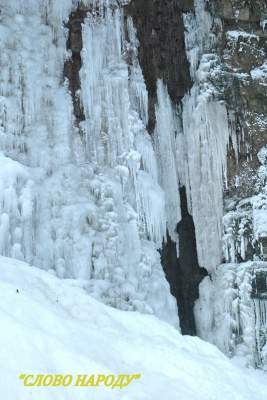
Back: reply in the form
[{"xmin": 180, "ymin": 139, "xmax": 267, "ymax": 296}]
[{"xmin": 161, "ymin": 187, "xmax": 208, "ymax": 335}]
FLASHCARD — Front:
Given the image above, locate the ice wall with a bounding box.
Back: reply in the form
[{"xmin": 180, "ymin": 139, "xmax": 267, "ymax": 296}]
[{"xmin": 0, "ymin": 0, "xmax": 178, "ymax": 326}]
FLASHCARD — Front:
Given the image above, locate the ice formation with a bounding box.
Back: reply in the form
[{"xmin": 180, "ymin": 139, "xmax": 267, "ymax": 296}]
[
  {"xmin": 176, "ymin": 0, "xmax": 231, "ymax": 271},
  {"xmin": 0, "ymin": 0, "xmax": 178, "ymax": 326},
  {"xmin": 182, "ymin": 0, "xmax": 267, "ymax": 369},
  {"xmin": 154, "ymin": 76, "xmax": 231, "ymax": 271},
  {"xmin": 195, "ymin": 149, "xmax": 267, "ymax": 368},
  {"xmin": 153, "ymin": 0, "xmax": 231, "ymax": 271},
  {"xmin": 1, "ymin": 0, "xmax": 267, "ymax": 373},
  {"xmin": 182, "ymin": 89, "xmax": 230, "ymax": 271},
  {"xmin": 154, "ymin": 81, "xmax": 181, "ymax": 242},
  {"xmin": 0, "ymin": 0, "xmax": 240, "ymax": 333}
]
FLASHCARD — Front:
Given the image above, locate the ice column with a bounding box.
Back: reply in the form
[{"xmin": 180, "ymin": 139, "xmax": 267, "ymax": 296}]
[
  {"xmin": 182, "ymin": 90, "xmax": 230, "ymax": 271},
  {"xmin": 154, "ymin": 81, "xmax": 181, "ymax": 241}
]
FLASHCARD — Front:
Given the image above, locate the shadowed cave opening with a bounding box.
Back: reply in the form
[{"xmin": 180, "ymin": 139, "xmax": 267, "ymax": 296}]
[{"xmin": 161, "ymin": 187, "xmax": 208, "ymax": 335}]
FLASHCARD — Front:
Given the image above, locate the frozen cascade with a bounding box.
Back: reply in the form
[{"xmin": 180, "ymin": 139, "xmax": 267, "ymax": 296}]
[
  {"xmin": 0, "ymin": 0, "xmax": 178, "ymax": 326},
  {"xmin": 181, "ymin": 0, "xmax": 231, "ymax": 272},
  {"xmin": 154, "ymin": 81, "xmax": 181, "ymax": 242},
  {"xmin": 182, "ymin": 89, "xmax": 231, "ymax": 272},
  {"xmin": 183, "ymin": 0, "xmax": 217, "ymax": 79},
  {"xmin": 80, "ymin": 10, "xmax": 167, "ymax": 245}
]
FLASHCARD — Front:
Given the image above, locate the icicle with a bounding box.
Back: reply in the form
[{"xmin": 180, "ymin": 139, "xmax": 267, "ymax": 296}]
[
  {"xmin": 182, "ymin": 88, "xmax": 230, "ymax": 271},
  {"xmin": 183, "ymin": 0, "xmax": 215, "ymax": 79},
  {"xmin": 254, "ymin": 298, "xmax": 267, "ymax": 366},
  {"xmin": 154, "ymin": 81, "xmax": 181, "ymax": 241},
  {"xmin": 137, "ymin": 171, "xmax": 166, "ymax": 245},
  {"xmin": 127, "ymin": 17, "xmax": 149, "ymax": 127},
  {"xmin": 80, "ymin": 7, "xmax": 130, "ymax": 166}
]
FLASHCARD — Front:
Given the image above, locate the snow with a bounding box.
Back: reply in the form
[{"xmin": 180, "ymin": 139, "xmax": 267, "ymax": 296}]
[
  {"xmin": 226, "ymin": 31, "xmax": 259, "ymax": 42},
  {"xmin": 0, "ymin": 255, "xmax": 266, "ymax": 400},
  {"xmin": 251, "ymin": 62, "xmax": 267, "ymax": 82},
  {"xmin": 253, "ymin": 208, "xmax": 267, "ymax": 241}
]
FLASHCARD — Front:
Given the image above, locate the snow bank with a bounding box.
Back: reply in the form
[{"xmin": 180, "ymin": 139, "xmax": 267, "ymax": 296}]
[{"xmin": 0, "ymin": 256, "xmax": 266, "ymax": 400}]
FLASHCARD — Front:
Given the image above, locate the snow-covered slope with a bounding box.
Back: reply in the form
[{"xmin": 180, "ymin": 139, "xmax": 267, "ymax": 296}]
[{"xmin": 0, "ymin": 256, "xmax": 266, "ymax": 400}]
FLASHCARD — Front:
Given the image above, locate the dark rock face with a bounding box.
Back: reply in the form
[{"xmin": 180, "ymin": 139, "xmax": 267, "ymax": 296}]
[
  {"xmin": 208, "ymin": 1, "xmax": 267, "ymax": 267},
  {"xmin": 208, "ymin": 1, "xmax": 267, "ymax": 199},
  {"xmin": 64, "ymin": 7, "xmax": 87, "ymax": 124},
  {"xmin": 161, "ymin": 188, "xmax": 208, "ymax": 335},
  {"xmin": 252, "ymin": 270, "xmax": 267, "ymax": 299},
  {"xmin": 210, "ymin": 0, "xmax": 266, "ymax": 23},
  {"xmin": 126, "ymin": 0, "xmax": 192, "ymax": 131}
]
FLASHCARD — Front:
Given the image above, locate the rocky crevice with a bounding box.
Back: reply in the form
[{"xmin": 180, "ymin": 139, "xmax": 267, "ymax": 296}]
[
  {"xmin": 161, "ymin": 188, "xmax": 208, "ymax": 335},
  {"xmin": 64, "ymin": 7, "xmax": 88, "ymax": 124}
]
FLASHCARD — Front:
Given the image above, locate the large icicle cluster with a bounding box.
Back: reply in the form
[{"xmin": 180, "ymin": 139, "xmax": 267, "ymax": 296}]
[
  {"xmin": 153, "ymin": 17, "xmax": 230, "ymax": 271},
  {"xmin": 182, "ymin": 87, "xmax": 230, "ymax": 271},
  {"xmin": 174, "ymin": 0, "xmax": 231, "ymax": 272},
  {"xmin": 0, "ymin": 0, "xmax": 178, "ymax": 326},
  {"xmin": 79, "ymin": 9, "xmax": 166, "ymax": 245},
  {"xmin": 150, "ymin": 1, "xmax": 232, "ymax": 271}
]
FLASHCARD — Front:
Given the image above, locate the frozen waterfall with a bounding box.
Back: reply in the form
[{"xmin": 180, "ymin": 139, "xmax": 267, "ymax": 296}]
[{"xmin": 0, "ymin": 0, "xmax": 178, "ymax": 327}]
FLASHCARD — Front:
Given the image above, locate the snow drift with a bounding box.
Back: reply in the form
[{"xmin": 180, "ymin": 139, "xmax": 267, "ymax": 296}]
[{"xmin": 0, "ymin": 256, "xmax": 266, "ymax": 400}]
